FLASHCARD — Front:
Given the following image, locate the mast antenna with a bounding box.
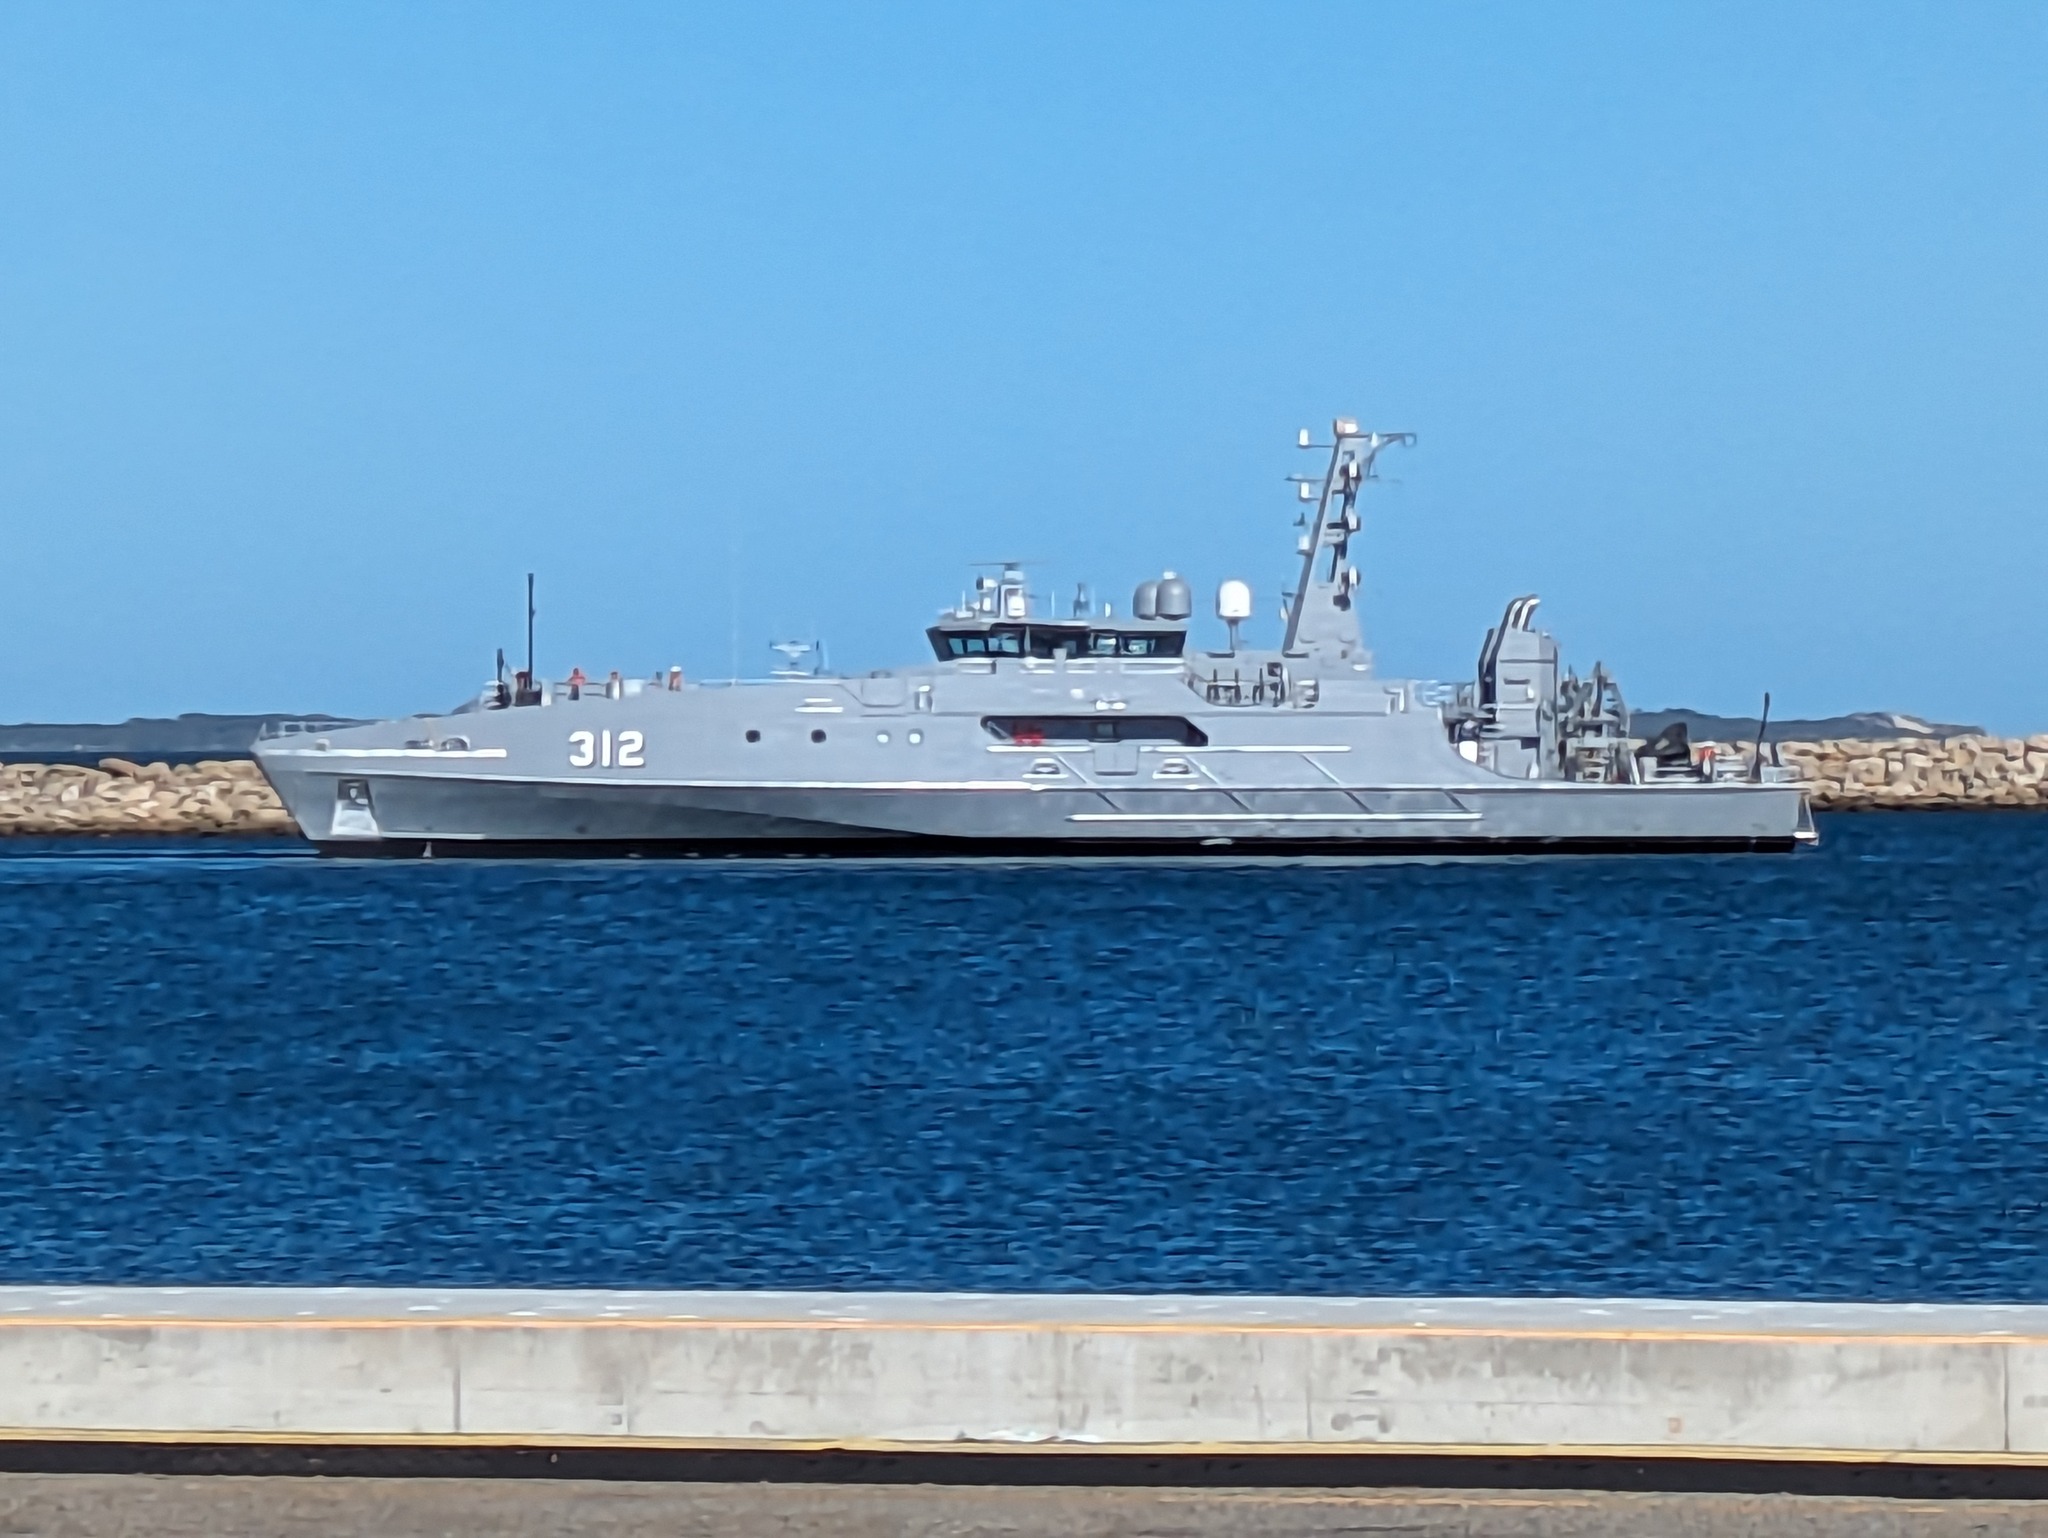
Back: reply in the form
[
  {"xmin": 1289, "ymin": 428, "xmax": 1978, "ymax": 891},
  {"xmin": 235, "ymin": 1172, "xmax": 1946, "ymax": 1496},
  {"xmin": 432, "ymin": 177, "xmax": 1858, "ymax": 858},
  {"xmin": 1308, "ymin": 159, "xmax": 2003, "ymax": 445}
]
[
  {"xmin": 1279, "ymin": 420, "xmax": 1414, "ymax": 660},
  {"xmin": 525, "ymin": 573, "xmax": 536, "ymax": 680}
]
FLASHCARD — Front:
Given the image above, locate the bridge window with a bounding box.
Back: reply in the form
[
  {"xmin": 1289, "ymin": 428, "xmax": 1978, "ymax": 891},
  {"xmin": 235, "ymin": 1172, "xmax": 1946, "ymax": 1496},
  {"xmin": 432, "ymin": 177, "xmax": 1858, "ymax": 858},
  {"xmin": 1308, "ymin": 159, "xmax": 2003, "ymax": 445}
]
[
  {"xmin": 938, "ymin": 628, "xmax": 1025, "ymax": 657},
  {"xmin": 1085, "ymin": 631, "xmax": 1182, "ymax": 658},
  {"xmin": 931, "ymin": 626, "xmax": 1184, "ymax": 660}
]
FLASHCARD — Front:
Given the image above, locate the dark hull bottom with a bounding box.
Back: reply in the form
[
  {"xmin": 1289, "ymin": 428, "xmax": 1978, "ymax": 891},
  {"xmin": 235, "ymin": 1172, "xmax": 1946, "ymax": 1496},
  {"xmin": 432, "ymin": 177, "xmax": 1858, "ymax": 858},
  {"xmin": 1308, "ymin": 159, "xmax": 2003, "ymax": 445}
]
[{"xmin": 314, "ymin": 834, "xmax": 1802, "ymax": 859}]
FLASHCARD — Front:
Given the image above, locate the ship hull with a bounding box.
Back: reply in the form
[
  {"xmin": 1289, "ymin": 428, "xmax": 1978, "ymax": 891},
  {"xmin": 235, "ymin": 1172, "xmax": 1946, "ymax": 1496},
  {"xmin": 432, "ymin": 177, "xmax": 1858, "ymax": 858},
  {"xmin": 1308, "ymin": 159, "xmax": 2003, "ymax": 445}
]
[
  {"xmin": 260, "ymin": 756, "xmax": 1810, "ymax": 859},
  {"xmin": 314, "ymin": 833, "xmax": 1800, "ymax": 858}
]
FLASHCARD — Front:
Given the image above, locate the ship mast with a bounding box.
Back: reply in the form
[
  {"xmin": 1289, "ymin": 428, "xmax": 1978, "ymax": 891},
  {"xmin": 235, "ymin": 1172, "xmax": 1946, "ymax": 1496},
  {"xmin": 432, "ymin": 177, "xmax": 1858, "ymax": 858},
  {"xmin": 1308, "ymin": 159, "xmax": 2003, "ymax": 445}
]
[{"xmin": 1281, "ymin": 420, "xmax": 1412, "ymax": 663}]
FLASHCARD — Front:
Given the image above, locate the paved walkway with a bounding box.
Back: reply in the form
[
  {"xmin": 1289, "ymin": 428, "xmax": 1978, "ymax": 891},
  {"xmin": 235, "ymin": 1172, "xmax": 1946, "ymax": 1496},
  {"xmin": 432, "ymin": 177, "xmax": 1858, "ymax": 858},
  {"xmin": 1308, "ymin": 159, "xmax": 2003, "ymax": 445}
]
[{"xmin": 0, "ymin": 1477, "xmax": 2042, "ymax": 1536}]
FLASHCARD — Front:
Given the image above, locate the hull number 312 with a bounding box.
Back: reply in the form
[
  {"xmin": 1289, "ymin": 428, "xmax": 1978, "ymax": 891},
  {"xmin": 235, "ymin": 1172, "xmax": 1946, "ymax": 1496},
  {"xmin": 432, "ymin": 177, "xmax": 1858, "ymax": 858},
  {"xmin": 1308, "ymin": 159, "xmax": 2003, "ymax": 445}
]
[{"xmin": 569, "ymin": 730, "xmax": 644, "ymax": 768}]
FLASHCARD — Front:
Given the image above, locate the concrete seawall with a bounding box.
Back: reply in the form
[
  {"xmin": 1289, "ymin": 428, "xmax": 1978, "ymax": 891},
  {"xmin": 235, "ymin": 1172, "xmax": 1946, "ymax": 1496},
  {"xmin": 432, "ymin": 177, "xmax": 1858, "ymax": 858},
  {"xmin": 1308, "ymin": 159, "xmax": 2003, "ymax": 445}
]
[{"xmin": 5, "ymin": 1288, "xmax": 2048, "ymax": 1463}]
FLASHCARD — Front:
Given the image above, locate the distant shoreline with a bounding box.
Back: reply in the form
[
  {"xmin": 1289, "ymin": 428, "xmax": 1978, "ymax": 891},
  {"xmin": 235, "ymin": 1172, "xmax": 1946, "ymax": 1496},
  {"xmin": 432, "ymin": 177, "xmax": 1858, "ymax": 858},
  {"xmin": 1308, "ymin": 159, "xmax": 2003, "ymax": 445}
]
[
  {"xmin": 1633, "ymin": 708, "xmax": 1983, "ymax": 742},
  {"xmin": 0, "ymin": 713, "xmax": 356, "ymax": 767}
]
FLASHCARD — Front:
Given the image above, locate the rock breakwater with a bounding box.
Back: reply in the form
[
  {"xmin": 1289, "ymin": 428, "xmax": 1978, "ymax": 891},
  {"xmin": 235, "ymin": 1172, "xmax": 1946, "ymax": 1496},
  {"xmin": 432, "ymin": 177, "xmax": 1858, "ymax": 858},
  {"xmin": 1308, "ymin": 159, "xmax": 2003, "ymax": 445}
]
[
  {"xmin": 0, "ymin": 760, "xmax": 296, "ymax": 835},
  {"xmin": 1713, "ymin": 734, "xmax": 2048, "ymax": 809},
  {"xmin": 1, "ymin": 734, "xmax": 2042, "ymax": 836}
]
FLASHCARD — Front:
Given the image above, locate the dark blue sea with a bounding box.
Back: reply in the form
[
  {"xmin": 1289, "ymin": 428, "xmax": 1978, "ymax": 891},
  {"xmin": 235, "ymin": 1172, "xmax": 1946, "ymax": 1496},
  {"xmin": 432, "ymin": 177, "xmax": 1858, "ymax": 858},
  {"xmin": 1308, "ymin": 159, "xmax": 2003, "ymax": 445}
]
[{"xmin": 4, "ymin": 814, "xmax": 2046, "ymax": 1300}]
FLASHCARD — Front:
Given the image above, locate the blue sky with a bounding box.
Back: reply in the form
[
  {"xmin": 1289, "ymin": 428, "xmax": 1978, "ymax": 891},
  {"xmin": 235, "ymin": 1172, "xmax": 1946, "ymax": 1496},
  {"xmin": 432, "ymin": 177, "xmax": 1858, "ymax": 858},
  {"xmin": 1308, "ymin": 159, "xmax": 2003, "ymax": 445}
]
[{"xmin": 1, "ymin": 2, "xmax": 2044, "ymax": 727}]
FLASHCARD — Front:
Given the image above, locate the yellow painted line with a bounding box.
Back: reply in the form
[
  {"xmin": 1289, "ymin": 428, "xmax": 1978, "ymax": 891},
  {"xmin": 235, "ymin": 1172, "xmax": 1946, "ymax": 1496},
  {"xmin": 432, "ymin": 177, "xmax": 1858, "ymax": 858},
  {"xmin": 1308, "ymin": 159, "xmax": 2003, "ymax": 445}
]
[{"xmin": 0, "ymin": 1428, "xmax": 2038, "ymax": 1465}]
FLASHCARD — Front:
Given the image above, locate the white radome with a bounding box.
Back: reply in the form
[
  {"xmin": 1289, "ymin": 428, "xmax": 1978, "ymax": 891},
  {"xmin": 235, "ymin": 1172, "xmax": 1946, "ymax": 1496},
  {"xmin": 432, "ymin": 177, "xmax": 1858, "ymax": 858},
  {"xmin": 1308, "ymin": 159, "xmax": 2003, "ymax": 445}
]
[{"xmin": 1216, "ymin": 579, "xmax": 1253, "ymax": 621}]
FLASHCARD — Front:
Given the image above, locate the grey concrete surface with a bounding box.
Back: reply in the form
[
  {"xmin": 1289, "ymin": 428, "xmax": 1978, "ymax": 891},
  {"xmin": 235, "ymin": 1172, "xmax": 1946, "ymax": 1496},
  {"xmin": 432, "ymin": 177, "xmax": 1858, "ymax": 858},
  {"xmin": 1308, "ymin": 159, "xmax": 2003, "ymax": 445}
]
[
  {"xmin": 7, "ymin": 1289, "xmax": 2048, "ymax": 1460},
  {"xmin": 0, "ymin": 1476, "xmax": 2040, "ymax": 1537}
]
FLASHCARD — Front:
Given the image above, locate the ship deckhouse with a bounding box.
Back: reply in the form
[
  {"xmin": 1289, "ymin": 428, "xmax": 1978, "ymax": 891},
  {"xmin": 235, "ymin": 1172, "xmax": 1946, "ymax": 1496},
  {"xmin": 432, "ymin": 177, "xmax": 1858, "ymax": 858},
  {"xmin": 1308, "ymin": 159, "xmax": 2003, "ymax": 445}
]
[{"xmin": 926, "ymin": 565, "xmax": 1191, "ymax": 661}]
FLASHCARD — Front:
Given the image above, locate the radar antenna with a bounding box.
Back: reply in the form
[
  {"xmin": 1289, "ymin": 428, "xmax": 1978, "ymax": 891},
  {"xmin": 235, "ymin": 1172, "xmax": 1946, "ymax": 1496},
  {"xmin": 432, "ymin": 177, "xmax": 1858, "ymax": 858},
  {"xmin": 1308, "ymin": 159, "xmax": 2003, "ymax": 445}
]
[
  {"xmin": 769, "ymin": 639, "xmax": 827, "ymax": 677},
  {"xmin": 1280, "ymin": 419, "xmax": 1413, "ymax": 664}
]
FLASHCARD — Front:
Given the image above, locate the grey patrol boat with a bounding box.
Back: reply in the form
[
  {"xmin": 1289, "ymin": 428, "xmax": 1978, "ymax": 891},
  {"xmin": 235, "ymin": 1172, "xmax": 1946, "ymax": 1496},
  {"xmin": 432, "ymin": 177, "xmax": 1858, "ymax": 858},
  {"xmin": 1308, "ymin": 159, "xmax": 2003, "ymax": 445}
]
[{"xmin": 255, "ymin": 419, "xmax": 1814, "ymax": 856}]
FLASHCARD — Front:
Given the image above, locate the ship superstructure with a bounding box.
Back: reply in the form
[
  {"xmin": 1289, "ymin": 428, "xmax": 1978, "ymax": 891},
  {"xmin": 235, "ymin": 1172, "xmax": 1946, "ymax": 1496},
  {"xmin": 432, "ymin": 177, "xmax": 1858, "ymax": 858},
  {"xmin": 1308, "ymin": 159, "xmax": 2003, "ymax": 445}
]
[{"xmin": 255, "ymin": 420, "xmax": 1812, "ymax": 855}]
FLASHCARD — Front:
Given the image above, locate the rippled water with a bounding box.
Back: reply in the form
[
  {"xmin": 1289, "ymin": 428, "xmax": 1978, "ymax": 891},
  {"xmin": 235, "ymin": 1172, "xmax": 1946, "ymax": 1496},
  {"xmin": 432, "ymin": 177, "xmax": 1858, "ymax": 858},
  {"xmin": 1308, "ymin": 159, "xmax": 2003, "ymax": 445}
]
[{"xmin": 3, "ymin": 815, "xmax": 2047, "ymax": 1299}]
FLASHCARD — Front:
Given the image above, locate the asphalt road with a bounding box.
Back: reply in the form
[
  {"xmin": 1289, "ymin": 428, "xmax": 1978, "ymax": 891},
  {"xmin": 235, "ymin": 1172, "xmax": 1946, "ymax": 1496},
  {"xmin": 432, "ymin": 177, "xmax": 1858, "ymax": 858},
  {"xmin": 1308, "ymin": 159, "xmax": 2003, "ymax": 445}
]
[{"xmin": 0, "ymin": 1477, "xmax": 2041, "ymax": 1536}]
